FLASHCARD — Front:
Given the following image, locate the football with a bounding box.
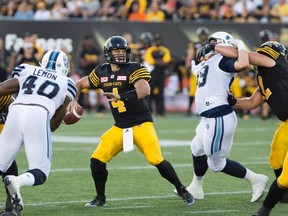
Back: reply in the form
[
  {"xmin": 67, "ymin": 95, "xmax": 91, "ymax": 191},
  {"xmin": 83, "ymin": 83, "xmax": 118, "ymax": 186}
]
[{"xmin": 62, "ymin": 106, "xmax": 83, "ymax": 125}]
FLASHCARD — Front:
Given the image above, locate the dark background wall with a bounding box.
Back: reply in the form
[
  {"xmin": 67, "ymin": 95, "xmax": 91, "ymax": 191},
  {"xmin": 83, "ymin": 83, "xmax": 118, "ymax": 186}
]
[{"xmin": 1, "ymin": 20, "xmax": 288, "ymax": 63}]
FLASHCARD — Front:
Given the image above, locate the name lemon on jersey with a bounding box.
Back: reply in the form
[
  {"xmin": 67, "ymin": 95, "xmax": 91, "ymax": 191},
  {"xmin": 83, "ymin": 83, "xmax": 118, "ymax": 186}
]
[{"xmin": 33, "ymin": 68, "xmax": 57, "ymax": 81}]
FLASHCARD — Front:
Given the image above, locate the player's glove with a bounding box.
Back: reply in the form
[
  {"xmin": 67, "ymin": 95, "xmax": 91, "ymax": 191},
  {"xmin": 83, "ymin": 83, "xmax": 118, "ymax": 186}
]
[
  {"xmin": 227, "ymin": 91, "xmax": 237, "ymax": 106},
  {"xmin": 196, "ymin": 43, "xmax": 216, "ymax": 61},
  {"xmin": 0, "ymin": 112, "xmax": 7, "ymax": 124},
  {"xmin": 191, "ymin": 60, "xmax": 205, "ymax": 76}
]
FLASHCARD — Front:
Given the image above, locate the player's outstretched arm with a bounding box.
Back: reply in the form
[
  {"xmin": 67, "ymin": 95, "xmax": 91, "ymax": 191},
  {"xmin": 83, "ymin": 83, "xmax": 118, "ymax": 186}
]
[
  {"xmin": 230, "ymin": 88, "xmax": 264, "ymax": 110},
  {"xmin": 51, "ymin": 96, "xmax": 71, "ymax": 132},
  {"xmin": 0, "ymin": 78, "xmax": 19, "ymax": 96}
]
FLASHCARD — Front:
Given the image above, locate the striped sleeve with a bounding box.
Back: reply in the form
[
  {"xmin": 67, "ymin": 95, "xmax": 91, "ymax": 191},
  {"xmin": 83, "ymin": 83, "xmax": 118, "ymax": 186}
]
[
  {"xmin": 12, "ymin": 64, "xmax": 26, "ymax": 78},
  {"xmin": 129, "ymin": 66, "xmax": 151, "ymax": 84},
  {"xmin": 0, "ymin": 95, "xmax": 11, "ymax": 110},
  {"xmin": 88, "ymin": 69, "xmax": 100, "ymax": 88},
  {"xmin": 67, "ymin": 78, "xmax": 77, "ymax": 101},
  {"xmin": 256, "ymin": 46, "xmax": 280, "ymax": 60}
]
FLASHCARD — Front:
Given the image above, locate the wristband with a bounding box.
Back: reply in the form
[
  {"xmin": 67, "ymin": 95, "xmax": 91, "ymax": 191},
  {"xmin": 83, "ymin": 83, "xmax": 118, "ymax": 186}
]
[
  {"xmin": 119, "ymin": 90, "xmax": 138, "ymax": 100},
  {"xmin": 237, "ymin": 41, "xmax": 246, "ymax": 51}
]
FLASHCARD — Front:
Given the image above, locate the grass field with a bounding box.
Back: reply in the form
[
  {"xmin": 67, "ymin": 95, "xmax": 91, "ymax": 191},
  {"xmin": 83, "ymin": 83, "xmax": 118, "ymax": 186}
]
[{"xmin": 0, "ymin": 112, "xmax": 286, "ymax": 216}]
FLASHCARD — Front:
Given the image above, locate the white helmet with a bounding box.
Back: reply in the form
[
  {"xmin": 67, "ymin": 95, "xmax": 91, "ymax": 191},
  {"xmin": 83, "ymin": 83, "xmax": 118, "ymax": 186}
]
[
  {"xmin": 208, "ymin": 31, "xmax": 234, "ymax": 46},
  {"xmin": 41, "ymin": 50, "xmax": 70, "ymax": 76}
]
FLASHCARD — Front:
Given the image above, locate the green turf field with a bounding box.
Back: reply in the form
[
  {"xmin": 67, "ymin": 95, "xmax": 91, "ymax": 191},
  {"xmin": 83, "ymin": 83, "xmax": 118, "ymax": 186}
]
[{"xmin": 0, "ymin": 112, "xmax": 286, "ymax": 216}]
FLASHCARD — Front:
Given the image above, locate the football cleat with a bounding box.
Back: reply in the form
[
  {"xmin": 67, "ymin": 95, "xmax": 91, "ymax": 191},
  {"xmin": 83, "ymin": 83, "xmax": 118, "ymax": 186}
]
[
  {"xmin": 252, "ymin": 206, "xmax": 271, "ymax": 216},
  {"xmin": 173, "ymin": 181, "xmax": 204, "ymax": 200},
  {"xmin": 85, "ymin": 196, "xmax": 106, "ymax": 207},
  {"xmin": 0, "ymin": 209, "xmax": 21, "ymax": 216},
  {"xmin": 186, "ymin": 181, "xmax": 204, "ymax": 200},
  {"xmin": 3, "ymin": 176, "xmax": 23, "ymax": 212},
  {"xmin": 177, "ymin": 186, "xmax": 195, "ymax": 206},
  {"xmin": 250, "ymin": 174, "xmax": 269, "ymax": 202}
]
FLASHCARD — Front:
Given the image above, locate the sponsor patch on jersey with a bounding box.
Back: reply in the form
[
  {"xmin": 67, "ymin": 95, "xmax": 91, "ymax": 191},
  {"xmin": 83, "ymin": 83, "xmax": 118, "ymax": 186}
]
[
  {"xmin": 101, "ymin": 77, "xmax": 108, "ymax": 82},
  {"xmin": 117, "ymin": 76, "xmax": 127, "ymax": 81}
]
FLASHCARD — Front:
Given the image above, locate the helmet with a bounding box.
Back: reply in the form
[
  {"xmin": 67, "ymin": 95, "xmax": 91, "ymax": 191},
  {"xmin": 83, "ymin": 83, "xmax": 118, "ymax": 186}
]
[
  {"xmin": 41, "ymin": 50, "xmax": 70, "ymax": 76},
  {"xmin": 257, "ymin": 41, "xmax": 287, "ymax": 59},
  {"xmin": 259, "ymin": 29, "xmax": 272, "ymax": 43},
  {"xmin": 139, "ymin": 32, "xmax": 154, "ymax": 47},
  {"xmin": 104, "ymin": 36, "xmax": 131, "ymax": 65},
  {"xmin": 208, "ymin": 31, "xmax": 234, "ymax": 46},
  {"xmin": 196, "ymin": 27, "xmax": 209, "ymax": 36}
]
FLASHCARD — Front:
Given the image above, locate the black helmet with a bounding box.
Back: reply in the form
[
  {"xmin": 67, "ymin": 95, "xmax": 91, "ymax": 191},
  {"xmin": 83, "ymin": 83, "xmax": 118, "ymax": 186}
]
[
  {"xmin": 257, "ymin": 41, "xmax": 287, "ymax": 59},
  {"xmin": 140, "ymin": 32, "xmax": 154, "ymax": 47},
  {"xmin": 196, "ymin": 27, "xmax": 209, "ymax": 36},
  {"xmin": 259, "ymin": 29, "xmax": 272, "ymax": 43},
  {"xmin": 104, "ymin": 36, "xmax": 131, "ymax": 65}
]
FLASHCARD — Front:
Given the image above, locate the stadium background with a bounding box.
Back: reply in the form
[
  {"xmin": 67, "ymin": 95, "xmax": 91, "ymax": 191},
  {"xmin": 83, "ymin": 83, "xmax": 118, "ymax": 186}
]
[{"xmin": 1, "ymin": 20, "xmax": 288, "ymax": 112}]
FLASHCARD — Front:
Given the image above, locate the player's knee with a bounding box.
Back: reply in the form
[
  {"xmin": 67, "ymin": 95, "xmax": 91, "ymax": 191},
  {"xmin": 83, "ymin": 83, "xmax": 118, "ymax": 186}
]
[
  {"xmin": 207, "ymin": 157, "xmax": 226, "ymax": 172},
  {"xmin": 278, "ymin": 175, "xmax": 288, "ymax": 189},
  {"xmin": 90, "ymin": 158, "xmax": 107, "ymax": 177},
  {"xmin": 28, "ymin": 169, "xmax": 47, "ymax": 186},
  {"xmin": 146, "ymin": 155, "xmax": 163, "ymax": 166}
]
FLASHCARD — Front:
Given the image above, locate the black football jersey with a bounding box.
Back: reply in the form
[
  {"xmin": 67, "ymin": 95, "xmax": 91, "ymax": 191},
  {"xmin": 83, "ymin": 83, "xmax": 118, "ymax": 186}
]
[
  {"xmin": 256, "ymin": 47, "xmax": 288, "ymax": 121},
  {"xmin": 0, "ymin": 95, "xmax": 11, "ymax": 111},
  {"xmin": 88, "ymin": 62, "xmax": 153, "ymax": 128}
]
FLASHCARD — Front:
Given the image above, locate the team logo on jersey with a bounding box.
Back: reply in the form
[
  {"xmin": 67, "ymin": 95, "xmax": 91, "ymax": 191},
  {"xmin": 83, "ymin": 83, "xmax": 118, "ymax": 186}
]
[
  {"xmin": 117, "ymin": 76, "xmax": 127, "ymax": 81},
  {"xmin": 110, "ymin": 74, "xmax": 115, "ymax": 79},
  {"xmin": 101, "ymin": 77, "xmax": 108, "ymax": 82}
]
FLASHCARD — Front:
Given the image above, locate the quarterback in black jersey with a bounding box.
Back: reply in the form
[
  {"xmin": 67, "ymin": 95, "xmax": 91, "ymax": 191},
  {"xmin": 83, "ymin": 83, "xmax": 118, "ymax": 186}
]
[
  {"xmin": 211, "ymin": 41, "xmax": 288, "ymax": 216},
  {"xmin": 68, "ymin": 36, "xmax": 194, "ymax": 207}
]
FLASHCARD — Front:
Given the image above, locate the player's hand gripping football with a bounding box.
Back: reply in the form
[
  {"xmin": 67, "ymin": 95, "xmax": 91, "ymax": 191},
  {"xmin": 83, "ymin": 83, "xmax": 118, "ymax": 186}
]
[
  {"xmin": 67, "ymin": 99, "xmax": 80, "ymax": 112},
  {"xmin": 191, "ymin": 60, "xmax": 205, "ymax": 76}
]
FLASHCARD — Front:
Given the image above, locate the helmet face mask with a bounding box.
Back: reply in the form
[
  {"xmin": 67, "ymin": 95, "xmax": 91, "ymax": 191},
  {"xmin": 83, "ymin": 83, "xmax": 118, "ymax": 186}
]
[
  {"xmin": 208, "ymin": 31, "xmax": 234, "ymax": 46},
  {"xmin": 104, "ymin": 36, "xmax": 131, "ymax": 65},
  {"xmin": 41, "ymin": 50, "xmax": 70, "ymax": 76}
]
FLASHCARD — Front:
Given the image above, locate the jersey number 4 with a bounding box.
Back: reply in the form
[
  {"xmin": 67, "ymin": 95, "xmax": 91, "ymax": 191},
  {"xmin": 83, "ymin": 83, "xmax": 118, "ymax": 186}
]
[
  {"xmin": 22, "ymin": 75, "xmax": 60, "ymax": 99},
  {"xmin": 111, "ymin": 88, "xmax": 126, "ymax": 113}
]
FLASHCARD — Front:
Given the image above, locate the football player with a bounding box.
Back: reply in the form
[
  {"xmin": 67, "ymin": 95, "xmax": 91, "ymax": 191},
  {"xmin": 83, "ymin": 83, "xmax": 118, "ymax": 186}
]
[
  {"xmin": 0, "ymin": 95, "xmax": 21, "ymax": 216},
  {"xmin": 178, "ymin": 32, "xmax": 268, "ymax": 203},
  {"xmin": 0, "ymin": 50, "xmax": 77, "ymax": 214},
  {"xmin": 222, "ymin": 41, "xmax": 288, "ymax": 216},
  {"xmin": 68, "ymin": 36, "xmax": 195, "ymax": 207}
]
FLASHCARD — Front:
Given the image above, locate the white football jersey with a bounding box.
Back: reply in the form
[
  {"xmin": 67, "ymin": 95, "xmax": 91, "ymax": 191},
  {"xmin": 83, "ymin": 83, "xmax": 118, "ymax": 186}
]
[
  {"xmin": 195, "ymin": 53, "xmax": 236, "ymax": 114},
  {"xmin": 11, "ymin": 63, "xmax": 77, "ymax": 117}
]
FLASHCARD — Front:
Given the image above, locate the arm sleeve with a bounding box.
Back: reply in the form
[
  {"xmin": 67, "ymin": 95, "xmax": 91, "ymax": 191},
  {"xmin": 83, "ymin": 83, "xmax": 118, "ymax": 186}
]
[{"xmin": 219, "ymin": 57, "xmax": 237, "ymax": 73}]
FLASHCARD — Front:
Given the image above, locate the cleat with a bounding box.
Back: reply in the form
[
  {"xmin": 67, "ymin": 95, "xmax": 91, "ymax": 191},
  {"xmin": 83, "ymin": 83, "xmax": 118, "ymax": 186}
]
[
  {"xmin": 173, "ymin": 181, "xmax": 204, "ymax": 200},
  {"xmin": 0, "ymin": 209, "xmax": 21, "ymax": 216},
  {"xmin": 3, "ymin": 176, "xmax": 23, "ymax": 212},
  {"xmin": 85, "ymin": 196, "xmax": 106, "ymax": 207},
  {"xmin": 186, "ymin": 181, "xmax": 204, "ymax": 200},
  {"xmin": 250, "ymin": 174, "xmax": 269, "ymax": 202},
  {"xmin": 252, "ymin": 206, "xmax": 271, "ymax": 216},
  {"xmin": 177, "ymin": 186, "xmax": 195, "ymax": 206}
]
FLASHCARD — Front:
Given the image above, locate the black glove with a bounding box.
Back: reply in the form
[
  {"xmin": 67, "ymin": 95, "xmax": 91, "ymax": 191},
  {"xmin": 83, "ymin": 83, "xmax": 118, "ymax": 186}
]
[
  {"xmin": 196, "ymin": 43, "xmax": 216, "ymax": 61},
  {"xmin": 0, "ymin": 112, "xmax": 7, "ymax": 124},
  {"xmin": 227, "ymin": 91, "xmax": 237, "ymax": 106}
]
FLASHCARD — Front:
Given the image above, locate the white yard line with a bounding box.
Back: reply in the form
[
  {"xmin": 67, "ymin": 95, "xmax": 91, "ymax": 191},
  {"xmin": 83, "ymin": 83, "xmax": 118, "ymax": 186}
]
[{"xmin": 52, "ymin": 135, "xmax": 270, "ymax": 147}]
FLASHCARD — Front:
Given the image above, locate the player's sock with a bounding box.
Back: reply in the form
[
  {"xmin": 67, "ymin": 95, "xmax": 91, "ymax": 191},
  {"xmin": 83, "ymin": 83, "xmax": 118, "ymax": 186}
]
[
  {"xmin": 263, "ymin": 179, "xmax": 285, "ymax": 210},
  {"xmin": 222, "ymin": 159, "xmax": 246, "ymax": 178},
  {"xmin": 156, "ymin": 159, "xmax": 183, "ymax": 189}
]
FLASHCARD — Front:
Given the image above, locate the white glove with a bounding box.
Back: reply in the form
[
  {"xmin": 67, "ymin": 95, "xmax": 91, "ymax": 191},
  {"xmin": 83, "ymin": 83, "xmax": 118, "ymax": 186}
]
[
  {"xmin": 191, "ymin": 60, "xmax": 205, "ymax": 76},
  {"xmin": 230, "ymin": 39, "xmax": 246, "ymax": 51}
]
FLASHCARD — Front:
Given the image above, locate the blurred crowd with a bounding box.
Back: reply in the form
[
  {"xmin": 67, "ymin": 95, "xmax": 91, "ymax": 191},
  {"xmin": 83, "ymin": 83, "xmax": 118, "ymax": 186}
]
[
  {"xmin": 0, "ymin": 26, "xmax": 282, "ymax": 120},
  {"xmin": 0, "ymin": 0, "xmax": 288, "ymax": 23}
]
